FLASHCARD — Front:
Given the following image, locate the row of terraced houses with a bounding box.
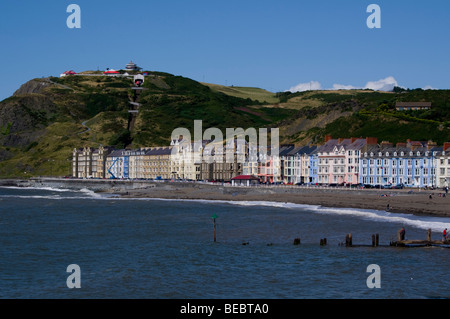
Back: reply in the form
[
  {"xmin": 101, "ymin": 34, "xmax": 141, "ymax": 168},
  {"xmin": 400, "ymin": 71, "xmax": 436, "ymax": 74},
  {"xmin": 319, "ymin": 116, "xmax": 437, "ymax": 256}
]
[{"xmin": 72, "ymin": 135, "xmax": 450, "ymax": 188}]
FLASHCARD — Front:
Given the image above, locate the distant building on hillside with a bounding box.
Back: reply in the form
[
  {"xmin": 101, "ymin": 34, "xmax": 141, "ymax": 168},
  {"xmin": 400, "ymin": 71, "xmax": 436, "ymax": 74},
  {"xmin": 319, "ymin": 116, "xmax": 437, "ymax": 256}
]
[
  {"xmin": 395, "ymin": 102, "xmax": 431, "ymax": 111},
  {"xmin": 125, "ymin": 61, "xmax": 142, "ymax": 72}
]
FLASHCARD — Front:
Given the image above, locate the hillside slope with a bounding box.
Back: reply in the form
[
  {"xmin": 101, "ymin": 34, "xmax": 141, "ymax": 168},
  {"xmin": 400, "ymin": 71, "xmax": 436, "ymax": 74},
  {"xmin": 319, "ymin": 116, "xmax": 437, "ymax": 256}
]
[
  {"xmin": 0, "ymin": 71, "xmax": 449, "ymax": 178},
  {"xmin": 0, "ymin": 72, "xmax": 293, "ymax": 177}
]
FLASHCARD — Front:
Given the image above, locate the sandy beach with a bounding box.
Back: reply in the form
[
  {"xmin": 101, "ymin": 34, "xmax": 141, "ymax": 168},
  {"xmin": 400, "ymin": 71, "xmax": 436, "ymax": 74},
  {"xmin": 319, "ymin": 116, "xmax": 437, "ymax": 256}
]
[{"xmin": 116, "ymin": 183, "xmax": 450, "ymax": 218}]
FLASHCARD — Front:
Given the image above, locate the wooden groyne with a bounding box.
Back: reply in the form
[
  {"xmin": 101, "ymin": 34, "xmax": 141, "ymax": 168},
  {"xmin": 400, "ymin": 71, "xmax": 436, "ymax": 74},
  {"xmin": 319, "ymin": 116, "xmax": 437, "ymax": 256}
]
[
  {"xmin": 332, "ymin": 229, "xmax": 450, "ymax": 248},
  {"xmin": 390, "ymin": 228, "xmax": 450, "ymax": 248},
  {"xmin": 390, "ymin": 240, "xmax": 450, "ymax": 248},
  {"xmin": 337, "ymin": 233, "xmax": 383, "ymax": 247}
]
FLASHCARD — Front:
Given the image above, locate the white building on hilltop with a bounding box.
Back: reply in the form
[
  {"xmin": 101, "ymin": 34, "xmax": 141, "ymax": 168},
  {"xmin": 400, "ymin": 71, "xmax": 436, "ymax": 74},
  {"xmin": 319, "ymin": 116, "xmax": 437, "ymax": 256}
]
[{"xmin": 125, "ymin": 61, "xmax": 142, "ymax": 71}]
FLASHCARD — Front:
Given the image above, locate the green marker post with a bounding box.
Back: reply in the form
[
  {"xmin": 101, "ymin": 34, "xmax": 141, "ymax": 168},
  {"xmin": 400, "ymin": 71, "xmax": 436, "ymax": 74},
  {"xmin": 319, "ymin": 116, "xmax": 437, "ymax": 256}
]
[{"xmin": 212, "ymin": 213, "xmax": 218, "ymax": 242}]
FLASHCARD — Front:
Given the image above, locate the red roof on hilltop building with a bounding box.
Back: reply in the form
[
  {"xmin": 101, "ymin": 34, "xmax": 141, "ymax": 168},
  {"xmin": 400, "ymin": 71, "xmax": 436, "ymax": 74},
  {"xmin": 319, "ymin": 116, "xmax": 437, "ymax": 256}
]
[{"xmin": 103, "ymin": 69, "xmax": 119, "ymax": 74}]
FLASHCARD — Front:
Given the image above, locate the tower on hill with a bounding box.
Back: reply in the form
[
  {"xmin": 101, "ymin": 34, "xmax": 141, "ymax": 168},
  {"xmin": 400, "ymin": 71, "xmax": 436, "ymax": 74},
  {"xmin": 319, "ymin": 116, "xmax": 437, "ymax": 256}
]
[{"xmin": 126, "ymin": 61, "xmax": 142, "ymax": 71}]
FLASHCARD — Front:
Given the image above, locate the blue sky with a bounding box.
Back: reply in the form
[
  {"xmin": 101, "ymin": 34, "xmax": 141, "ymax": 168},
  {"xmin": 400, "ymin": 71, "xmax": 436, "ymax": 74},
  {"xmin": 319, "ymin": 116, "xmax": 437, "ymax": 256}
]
[{"xmin": 1, "ymin": 0, "xmax": 450, "ymax": 101}]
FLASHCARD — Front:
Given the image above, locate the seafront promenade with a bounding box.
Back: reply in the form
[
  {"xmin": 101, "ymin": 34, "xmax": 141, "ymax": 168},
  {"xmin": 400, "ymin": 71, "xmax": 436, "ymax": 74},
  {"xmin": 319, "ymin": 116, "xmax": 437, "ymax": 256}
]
[{"xmin": 1, "ymin": 178, "xmax": 449, "ymax": 218}]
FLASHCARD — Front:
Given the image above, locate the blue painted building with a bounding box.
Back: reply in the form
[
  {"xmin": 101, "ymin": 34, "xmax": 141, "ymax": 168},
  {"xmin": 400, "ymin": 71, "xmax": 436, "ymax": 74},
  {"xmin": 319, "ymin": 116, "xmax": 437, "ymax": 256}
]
[{"xmin": 360, "ymin": 141, "xmax": 442, "ymax": 187}]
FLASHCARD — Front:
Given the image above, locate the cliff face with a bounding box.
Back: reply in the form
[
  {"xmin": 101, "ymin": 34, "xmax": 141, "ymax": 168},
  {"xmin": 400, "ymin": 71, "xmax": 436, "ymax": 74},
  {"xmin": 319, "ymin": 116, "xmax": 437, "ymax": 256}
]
[
  {"xmin": 13, "ymin": 79, "xmax": 54, "ymax": 96},
  {"xmin": 0, "ymin": 92, "xmax": 56, "ymax": 147}
]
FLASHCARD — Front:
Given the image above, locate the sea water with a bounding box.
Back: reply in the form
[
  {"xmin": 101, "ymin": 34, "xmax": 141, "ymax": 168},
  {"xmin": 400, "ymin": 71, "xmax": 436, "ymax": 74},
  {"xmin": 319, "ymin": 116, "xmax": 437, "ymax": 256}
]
[{"xmin": 0, "ymin": 186, "xmax": 449, "ymax": 299}]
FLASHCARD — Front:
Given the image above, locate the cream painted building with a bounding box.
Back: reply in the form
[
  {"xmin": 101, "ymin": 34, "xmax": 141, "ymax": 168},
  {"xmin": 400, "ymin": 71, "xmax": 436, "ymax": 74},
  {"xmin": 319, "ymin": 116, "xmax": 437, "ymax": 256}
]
[
  {"xmin": 437, "ymin": 143, "xmax": 450, "ymax": 188},
  {"xmin": 72, "ymin": 146, "xmax": 112, "ymax": 178}
]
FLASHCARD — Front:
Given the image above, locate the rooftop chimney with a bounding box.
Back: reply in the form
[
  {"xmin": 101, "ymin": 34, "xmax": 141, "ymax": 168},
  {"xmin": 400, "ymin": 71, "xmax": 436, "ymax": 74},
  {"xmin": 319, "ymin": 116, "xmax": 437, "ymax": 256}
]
[
  {"xmin": 366, "ymin": 137, "xmax": 378, "ymax": 145},
  {"xmin": 427, "ymin": 140, "xmax": 437, "ymax": 151},
  {"xmin": 324, "ymin": 135, "xmax": 332, "ymax": 143},
  {"xmin": 380, "ymin": 141, "xmax": 393, "ymax": 150},
  {"xmin": 444, "ymin": 142, "xmax": 450, "ymax": 151},
  {"xmin": 350, "ymin": 137, "xmax": 361, "ymax": 144}
]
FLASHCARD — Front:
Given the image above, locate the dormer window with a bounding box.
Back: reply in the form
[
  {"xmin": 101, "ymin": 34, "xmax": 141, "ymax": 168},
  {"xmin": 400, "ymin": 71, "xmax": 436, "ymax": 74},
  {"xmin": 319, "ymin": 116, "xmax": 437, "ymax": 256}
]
[
  {"xmin": 394, "ymin": 152, "xmax": 397, "ymax": 156},
  {"xmin": 401, "ymin": 152, "xmax": 404, "ymax": 156},
  {"xmin": 386, "ymin": 152, "xmax": 390, "ymax": 157}
]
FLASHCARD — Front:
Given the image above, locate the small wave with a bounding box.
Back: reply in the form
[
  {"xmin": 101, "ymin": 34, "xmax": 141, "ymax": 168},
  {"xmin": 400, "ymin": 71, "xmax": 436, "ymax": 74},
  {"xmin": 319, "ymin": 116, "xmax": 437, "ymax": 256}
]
[
  {"xmin": 309, "ymin": 206, "xmax": 450, "ymax": 232},
  {"xmin": 79, "ymin": 188, "xmax": 104, "ymax": 198},
  {"xmin": 0, "ymin": 185, "xmax": 108, "ymax": 199},
  {"xmin": 0, "ymin": 195, "xmax": 64, "ymax": 200},
  {"xmin": 0, "ymin": 185, "xmax": 74, "ymax": 192}
]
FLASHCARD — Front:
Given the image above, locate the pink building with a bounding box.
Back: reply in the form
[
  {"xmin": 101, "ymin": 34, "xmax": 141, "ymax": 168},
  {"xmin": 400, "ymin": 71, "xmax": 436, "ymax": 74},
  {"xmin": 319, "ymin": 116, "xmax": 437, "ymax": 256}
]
[
  {"xmin": 317, "ymin": 136, "xmax": 377, "ymax": 186},
  {"xmin": 258, "ymin": 156, "xmax": 275, "ymax": 183}
]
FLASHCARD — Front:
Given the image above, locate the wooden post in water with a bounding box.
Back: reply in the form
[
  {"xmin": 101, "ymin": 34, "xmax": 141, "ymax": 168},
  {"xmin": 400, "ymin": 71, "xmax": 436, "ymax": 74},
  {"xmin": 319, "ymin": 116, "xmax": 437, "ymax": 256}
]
[
  {"xmin": 427, "ymin": 229, "xmax": 432, "ymax": 242},
  {"xmin": 345, "ymin": 233, "xmax": 353, "ymax": 247},
  {"xmin": 376, "ymin": 234, "xmax": 379, "ymax": 247},
  {"xmin": 211, "ymin": 213, "xmax": 218, "ymax": 243},
  {"xmin": 372, "ymin": 234, "xmax": 376, "ymax": 247},
  {"xmin": 293, "ymin": 238, "xmax": 301, "ymax": 245}
]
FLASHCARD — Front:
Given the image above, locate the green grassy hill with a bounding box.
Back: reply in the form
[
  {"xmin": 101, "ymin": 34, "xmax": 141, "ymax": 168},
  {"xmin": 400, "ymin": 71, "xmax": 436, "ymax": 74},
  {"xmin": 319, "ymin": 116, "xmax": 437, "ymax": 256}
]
[
  {"xmin": 0, "ymin": 72, "xmax": 295, "ymax": 177},
  {"xmin": 201, "ymin": 83, "xmax": 279, "ymax": 104},
  {"xmin": 0, "ymin": 71, "xmax": 449, "ymax": 178},
  {"xmin": 274, "ymin": 89, "xmax": 450, "ymax": 145}
]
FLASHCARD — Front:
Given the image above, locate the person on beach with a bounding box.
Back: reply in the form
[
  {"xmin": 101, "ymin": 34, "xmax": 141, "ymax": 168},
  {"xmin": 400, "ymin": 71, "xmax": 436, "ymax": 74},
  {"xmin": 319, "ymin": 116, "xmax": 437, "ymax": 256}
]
[
  {"xmin": 400, "ymin": 227, "xmax": 406, "ymax": 240},
  {"xmin": 443, "ymin": 228, "xmax": 448, "ymax": 241}
]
